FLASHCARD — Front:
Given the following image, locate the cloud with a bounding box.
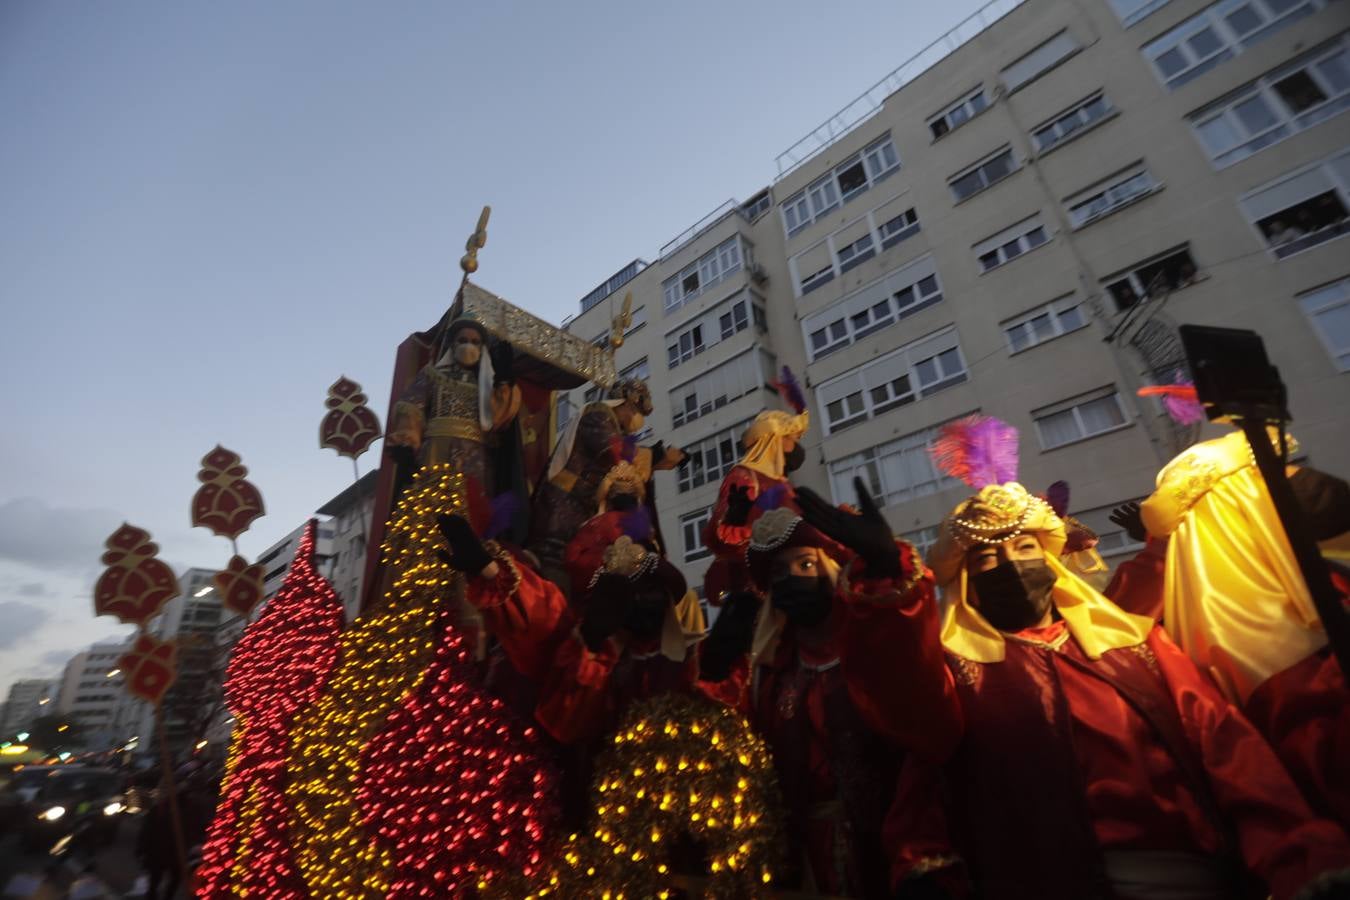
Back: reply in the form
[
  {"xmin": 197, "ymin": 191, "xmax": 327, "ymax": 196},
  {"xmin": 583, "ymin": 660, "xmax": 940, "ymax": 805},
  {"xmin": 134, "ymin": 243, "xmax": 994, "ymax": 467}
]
[
  {"xmin": 17, "ymin": 582, "xmax": 48, "ymax": 597},
  {"xmin": 40, "ymin": 647, "xmax": 79, "ymax": 668},
  {"xmin": 0, "ymin": 497, "xmax": 123, "ymax": 571},
  {"xmin": 0, "ymin": 600, "xmax": 50, "ymax": 649}
]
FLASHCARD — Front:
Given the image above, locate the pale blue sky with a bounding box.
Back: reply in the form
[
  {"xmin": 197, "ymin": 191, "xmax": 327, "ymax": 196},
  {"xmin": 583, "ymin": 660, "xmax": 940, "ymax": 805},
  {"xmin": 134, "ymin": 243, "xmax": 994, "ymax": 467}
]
[{"xmin": 0, "ymin": 0, "xmax": 989, "ymax": 697}]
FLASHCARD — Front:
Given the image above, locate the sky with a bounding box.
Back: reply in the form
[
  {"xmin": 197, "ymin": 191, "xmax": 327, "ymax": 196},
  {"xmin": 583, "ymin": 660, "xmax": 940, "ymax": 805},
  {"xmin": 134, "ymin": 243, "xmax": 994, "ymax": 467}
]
[{"xmin": 0, "ymin": 0, "xmax": 990, "ymax": 699}]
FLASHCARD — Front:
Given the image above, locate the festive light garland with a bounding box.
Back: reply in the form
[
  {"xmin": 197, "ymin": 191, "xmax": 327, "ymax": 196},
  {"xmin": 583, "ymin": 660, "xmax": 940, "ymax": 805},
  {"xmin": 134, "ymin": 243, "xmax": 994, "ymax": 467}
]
[
  {"xmin": 197, "ymin": 519, "xmax": 344, "ymax": 899},
  {"xmin": 516, "ymin": 693, "xmax": 784, "ymax": 900}
]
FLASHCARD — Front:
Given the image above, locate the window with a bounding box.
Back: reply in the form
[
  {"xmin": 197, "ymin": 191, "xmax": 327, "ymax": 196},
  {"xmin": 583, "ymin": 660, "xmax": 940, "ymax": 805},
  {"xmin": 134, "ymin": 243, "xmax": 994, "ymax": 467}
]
[
  {"xmin": 1033, "ymin": 93, "xmax": 1114, "ymax": 153},
  {"xmin": 903, "ymin": 525, "xmax": 942, "ymax": 557},
  {"xmin": 950, "ymin": 148, "xmax": 1018, "ymax": 202},
  {"xmin": 678, "ymin": 419, "xmax": 753, "ymax": 493},
  {"xmin": 1003, "ymin": 296, "xmax": 1089, "ymax": 352},
  {"xmin": 626, "ymin": 305, "xmax": 648, "ymax": 336},
  {"xmin": 1071, "ymin": 503, "xmax": 1148, "ymax": 557},
  {"xmin": 620, "ymin": 357, "xmax": 651, "ymax": 383},
  {"xmin": 1240, "ymin": 151, "xmax": 1350, "ymax": 258},
  {"xmin": 817, "ymin": 328, "xmax": 968, "ymax": 434},
  {"xmin": 803, "ymin": 256, "xmax": 945, "ymax": 361},
  {"xmin": 800, "ymin": 262, "xmax": 835, "ymax": 295},
  {"xmin": 556, "ymin": 396, "xmax": 574, "ymax": 438},
  {"xmin": 1107, "ymin": 0, "xmax": 1176, "ymax": 26},
  {"xmin": 878, "ymin": 207, "xmax": 920, "ymax": 250},
  {"xmin": 1298, "ymin": 277, "xmax": 1350, "ymax": 371},
  {"xmin": 828, "ymin": 424, "xmax": 964, "ymax": 508},
  {"xmin": 1066, "ymin": 165, "xmax": 1158, "ymax": 227},
  {"xmin": 1001, "ymin": 31, "xmax": 1081, "ymax": 91},
  {"xmin": 836, "ymin": 234, "xmax": 876, "ymax": 273},
  {"xmin": 928, "ymin": 87, "xmax": 989, "ymax": 139},
  {"xmin": 1034, "ymin": 388, "xmax": 1130, "ymax": 449},
  {"xmin": 1190, "ymin": 41, "xmax": 1350, "ymax": 167},
  {"xmin": 793, "ymin": 203, "xmax": 922, "ymax": 296},
  {"xmin": 741, "ymin": 190, "xmax": 772, "ymax": 221},
  {"xmin": 665, "ymin": 292, "xmax": 763, "ymax": 369},
  {"xmin": 1143, "ymin": 0, "xmax": 1327, "ymax": 90},
  {"xmin": 669, "ymin": 349, "xmax": 776, "ymax": 429},
  {"xmin": 682, "ymin": 508, "xmax": 713, "ymax": 562},
  {"xmin": 1104, "ymin": 247, "xmax": 1200, "ymax": 311},
  {"xmin": 662, "ymin": 237, "xmax": 745, "ymax": 312},
  {"xmin": 780, "ymin": 134, "xmax": 901, "ymax": 236},
  {"xmin": 974, "ymin": 215, "xmax": 1050, "ymax": 272}
]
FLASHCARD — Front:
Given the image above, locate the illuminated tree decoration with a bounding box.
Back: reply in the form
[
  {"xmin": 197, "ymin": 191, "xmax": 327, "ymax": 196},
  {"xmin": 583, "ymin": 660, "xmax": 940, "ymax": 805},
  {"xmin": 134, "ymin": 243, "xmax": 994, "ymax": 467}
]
[
  {"xmin": 197, "ymin": 519, "xmax": 344, "ymax": 899},
  {"xmin": 319, "ymin": 375, "xmax": 383, "ymax": 459},
  {"xmin": 212, "ymin": 554, "xmax": 267, "ymax": 618},
  {"xmin": 117, "ymin": 633, "xmax": 179, "ymax": 705},
  {"xmin": 191, "ymin": 445, "xmax": 266, "ymax": 540},
  {"xmin": 521, "ymin": 693, "xmax": 784, "ymax": 900},
  {"xmin": 286, "ymin": 465, "xmax": 557, "ymax": 897},
  {"xmin": 93, "ymin": 523, "xmax": 180, "ymax": 625}
]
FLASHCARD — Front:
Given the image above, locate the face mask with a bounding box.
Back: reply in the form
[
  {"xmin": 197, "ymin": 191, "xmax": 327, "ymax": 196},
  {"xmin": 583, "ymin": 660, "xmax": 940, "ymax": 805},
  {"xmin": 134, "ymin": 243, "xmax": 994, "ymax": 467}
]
[
  {"xmin": 454, "ymin": 341, "xmax": 481, "ymax": 368},
  {"xmin": 771, "ymin": 575, "xmax": 832, "ymax": 628},
  {"xmin": 1289, "ymin": 467, "xmax": 1350, "ymax": 541},
  {"xmin": 970, "ymin": 560, "xmax": 1057, "ymax": 632},
  {"xmin": 783, "ymin": 444, "xmax": 806, "ymax": 473},
  {"xmin": 624, "ymin": 587, "xmax": 667, "ymax": 639},
  {"xmin": 608, "ymin": 493, "xmax": 639, "ymax": 512}
]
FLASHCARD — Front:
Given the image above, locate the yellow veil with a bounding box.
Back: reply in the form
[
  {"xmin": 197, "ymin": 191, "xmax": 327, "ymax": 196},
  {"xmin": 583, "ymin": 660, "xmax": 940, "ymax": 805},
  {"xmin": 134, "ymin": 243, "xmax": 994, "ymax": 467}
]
[{"xmin": 739, "ymin": 410, "xmax": 809, "ymax": 480}]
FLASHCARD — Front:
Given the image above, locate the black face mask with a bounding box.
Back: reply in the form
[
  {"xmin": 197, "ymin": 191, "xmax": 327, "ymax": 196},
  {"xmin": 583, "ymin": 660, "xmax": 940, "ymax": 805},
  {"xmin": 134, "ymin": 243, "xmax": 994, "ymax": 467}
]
[
  {"xmin": 1289, "ymin": 467, "xmax": 1350, "ymax": 541},
  {"xmin": 784, "ymin": 444, "xmax": 806, "ymax": 473},
  {"xmin": 771, "ymin": 575, "xmax": 832, "ymax": 628},
  {"xmin": 970, "ymin": 560, "xmax": 1057, "ymax": 632},
  {"xmin": 608, "ymin": 493, "xmax": 639, "ymax": 512},
  {"xmin": 624, "ymin": 588, "xmax": 667, "ymax": 639}
]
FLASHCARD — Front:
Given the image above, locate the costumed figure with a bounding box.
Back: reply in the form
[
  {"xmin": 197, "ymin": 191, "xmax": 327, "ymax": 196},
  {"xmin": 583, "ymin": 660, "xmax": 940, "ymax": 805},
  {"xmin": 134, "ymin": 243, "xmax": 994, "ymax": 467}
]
[
  {"xmin": 1139, "ymin": 427, "xmax": 1350, "ymax": 827},
  {"xmin": 697, "ymin": 495, "xmax": 932, "ymax": 898},
  {"xmin": 702, "ymin": 367, "xmax": 809, "ymax": 604},
  {"xmin": 841, "ymin": 456, "xmax": 1350, "ymax": 898},
  {"xmin": 528, "ymin": 378, "xmax": 683, "ymax": 597},
  {"xmin": 385, "ymin": 313, "xmax": 523, "ymax": 505}
]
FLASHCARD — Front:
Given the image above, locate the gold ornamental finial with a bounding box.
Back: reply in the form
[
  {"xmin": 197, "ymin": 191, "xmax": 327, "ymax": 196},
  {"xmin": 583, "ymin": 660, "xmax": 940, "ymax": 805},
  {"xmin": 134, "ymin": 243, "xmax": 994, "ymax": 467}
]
[
  {"xmin": 460, "ymin": 205, "xmax": 491, "ymax": 275},
  {"xmin": 609, "ymin": 290, "xmax": 634, "ymax": 349}
]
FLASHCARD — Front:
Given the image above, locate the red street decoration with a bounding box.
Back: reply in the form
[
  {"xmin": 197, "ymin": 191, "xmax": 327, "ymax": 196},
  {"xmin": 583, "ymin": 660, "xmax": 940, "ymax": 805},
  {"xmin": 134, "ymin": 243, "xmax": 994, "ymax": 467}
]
[
  {"xmin": 192, "ymin": 446, "xmax": 266, "ymax": 540},
  {"xmin": 93, "ymin": 524, "xmax": 180, "ymax": 625},
  {"xmin": 356, "ymin": 620, "xmax": 557, "ymax": 899},
  {"xmin": 197, "ymin": 520, "xmax": 344, "ymax": 900},
  {"xmin": 213, "ymin": 555, "xmax": 266, "ymax": 618},
  {"xmin": 118, "ymin": 633, "xmax": 179, "ymax": 705},
  {"xmin": 319, "ymin": 376, "xmax": 382, "ymax": 459}
]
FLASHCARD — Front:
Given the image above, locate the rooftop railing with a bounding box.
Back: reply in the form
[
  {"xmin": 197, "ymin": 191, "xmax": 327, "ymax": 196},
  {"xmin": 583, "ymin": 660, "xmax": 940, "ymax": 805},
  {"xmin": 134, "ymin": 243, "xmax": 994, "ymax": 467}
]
[
  {"xmin": 774, "ymin": 0, "xmax": 1028, "ymax": 181},
  {"xmin": 659, "ymin": 198, "xmax": 745, "ymax": 262},
  {"xmin": 577, "ymin": 257, "xmax": 649, "ymax": 316}
]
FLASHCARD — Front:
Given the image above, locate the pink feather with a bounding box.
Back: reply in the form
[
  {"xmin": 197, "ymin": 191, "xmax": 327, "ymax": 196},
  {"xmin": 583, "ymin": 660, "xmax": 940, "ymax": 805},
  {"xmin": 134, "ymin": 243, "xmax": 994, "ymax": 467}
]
[{"xmin": 930, "ymin": 416, "xmax": 1020, "ymax": 489}]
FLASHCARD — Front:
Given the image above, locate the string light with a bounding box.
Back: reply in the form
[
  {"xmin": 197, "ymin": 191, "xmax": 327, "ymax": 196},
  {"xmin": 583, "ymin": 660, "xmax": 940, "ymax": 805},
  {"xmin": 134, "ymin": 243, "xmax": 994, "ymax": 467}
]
[
  {"xmin": 515, "ymin": 693, "xmax": 783, "ymax": 900},
  {"xmin": 197, "ymin": 519, "xmax": 344, "ymax": 899}
]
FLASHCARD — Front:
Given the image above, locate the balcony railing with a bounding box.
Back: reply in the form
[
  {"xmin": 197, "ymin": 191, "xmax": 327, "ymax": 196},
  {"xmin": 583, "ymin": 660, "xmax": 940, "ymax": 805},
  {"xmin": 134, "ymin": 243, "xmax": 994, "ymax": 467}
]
[
  {"xmin": 774, "ymin": 0, "xmax": 1028, "ymax": 181},
  {"xmin": 659, "ymin": 199, "xmax": 745, "ymax": 262}
]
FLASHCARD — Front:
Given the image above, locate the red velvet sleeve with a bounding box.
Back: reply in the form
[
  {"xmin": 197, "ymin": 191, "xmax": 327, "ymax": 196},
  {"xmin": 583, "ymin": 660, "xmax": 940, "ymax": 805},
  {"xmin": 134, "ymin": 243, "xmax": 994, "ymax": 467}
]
[
  {"xmin": 703, "ymin": 467, "xmax": 759, "ymax": 558},
  {"xmin": 695, "ymin": 654, "xmax": 753, "ymax": 715},
  {"xmin": 1150, "ymin": 628, "xmax": 1350, "ymax": 899},
  {"xmin": 532, "ymin": 632, "xmax": 621, "ymax": 745},
  {"xmin": 1104, "ymin": 537, "xmax": 1168, "ymax": 621},
  {"xmin": 839, "ymin": 543, "xmax": 964, "ymax": 764},
  {"xmin": 464, "ymin": 549, "xmax": 574, "ymax": 683}
]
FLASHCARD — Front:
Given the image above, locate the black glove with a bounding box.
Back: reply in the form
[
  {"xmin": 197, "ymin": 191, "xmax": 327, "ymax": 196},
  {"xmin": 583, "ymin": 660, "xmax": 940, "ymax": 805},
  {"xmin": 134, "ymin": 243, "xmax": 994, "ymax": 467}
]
[
  {"xmin": 723, "ymin": 484, "xmax": 754, "ymax": 527},
  {"xmin": 699, "ymin": 591, "xmax": 760, "ymax": 682},
  {"xmin": 489, "ymin": 340, "xmax": 514, "ymax": 384},
  {"xmin": 797, "ymin": 477, "xmax": 901, "ymax": 577},
  {"xmin": 436, "ymin": 514, "xmax": 494, "ymax": 576},
  {"xmin": 579, "ymin": 573, "xmax": 630, "ymax": 651},
  {"xmin": 388, "ymin": 444, "xmax": 417, "ymax": 472},
  {"xmin": 1108, "ymin": 501, "xmax": 1147, "ymax": 543}
]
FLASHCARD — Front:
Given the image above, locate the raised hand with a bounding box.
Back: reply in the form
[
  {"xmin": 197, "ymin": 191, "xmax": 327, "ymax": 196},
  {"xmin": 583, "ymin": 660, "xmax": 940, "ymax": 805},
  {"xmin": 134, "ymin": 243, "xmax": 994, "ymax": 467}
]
[
  {"xmin": 723, "ymin": 484, "xmax": 755, "ymax": 527},
  {"xmin": 699, "ymin": 591, "xmax": 760, "ymax": 682},
  {"xmin": 579, "ymin": 573, "xmax": 631, "ymax": 651},
  {"xmin": 1108, "ymin": 501, "xmax": 1147, "ymax": 543},
  {"xmin": 436, "ymin": 514, "xmax": 494, "ymax": 576},
  {"xmin": 796, "ymin": 477, "xmax": 901, "ymax": 577}
]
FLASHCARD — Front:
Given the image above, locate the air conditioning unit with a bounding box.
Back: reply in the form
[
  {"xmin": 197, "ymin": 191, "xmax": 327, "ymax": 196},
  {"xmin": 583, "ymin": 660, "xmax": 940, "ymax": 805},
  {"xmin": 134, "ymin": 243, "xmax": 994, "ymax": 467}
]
[{"xmin": 749, "ymin": 263, "xmax": 769, "ymax": 284}]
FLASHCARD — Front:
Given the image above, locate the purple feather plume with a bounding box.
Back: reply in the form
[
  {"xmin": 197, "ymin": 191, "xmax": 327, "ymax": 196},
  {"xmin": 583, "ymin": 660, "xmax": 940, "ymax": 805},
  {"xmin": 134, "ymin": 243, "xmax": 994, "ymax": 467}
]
[
  {"xmin": 483, "ymin": 492, "xmax": 521, "ymax": 541},
  {"xmin": 620, "ymin": 506, "xmax": 653, "ymax": 544},
  {"xmin": 772, "ymin": 366, "xmax": 807, "ymax": 414},
  {"xmin": 754, "ymin": 483, "xmax": 789, "ymax": 511},
  {"xmin": 930, "ymin": 415, "xmax": 1020, "ymax": 489}
]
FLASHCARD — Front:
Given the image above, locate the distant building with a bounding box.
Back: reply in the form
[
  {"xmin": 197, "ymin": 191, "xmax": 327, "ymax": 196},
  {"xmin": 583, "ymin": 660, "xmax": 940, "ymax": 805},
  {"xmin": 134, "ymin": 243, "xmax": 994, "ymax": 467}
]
[
  {"xmin": 55, "ymin": 640, "xmax": 138, "ymax": 751},
  {"xmin": 316, "ymin": 470, "xmax": 378, "ymax": 623},
  {"xmin": 0, "ymin": 679, "xmax": 56, "ymax": 738}
]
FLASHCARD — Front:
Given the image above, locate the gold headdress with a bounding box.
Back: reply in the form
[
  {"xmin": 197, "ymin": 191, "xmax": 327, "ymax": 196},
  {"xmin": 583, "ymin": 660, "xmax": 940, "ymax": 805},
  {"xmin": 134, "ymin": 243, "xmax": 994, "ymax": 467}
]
[{"xmin": 740, "ymin": 410, "xmax": 809, "ymax": 480}]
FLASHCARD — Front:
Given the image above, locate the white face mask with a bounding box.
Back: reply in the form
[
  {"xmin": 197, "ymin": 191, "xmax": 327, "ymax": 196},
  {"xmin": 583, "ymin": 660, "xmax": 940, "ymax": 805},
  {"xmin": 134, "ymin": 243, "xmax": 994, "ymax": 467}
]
[{"xmin": 453, "ymin": 341, "xmax": 481, "ymax": 368}]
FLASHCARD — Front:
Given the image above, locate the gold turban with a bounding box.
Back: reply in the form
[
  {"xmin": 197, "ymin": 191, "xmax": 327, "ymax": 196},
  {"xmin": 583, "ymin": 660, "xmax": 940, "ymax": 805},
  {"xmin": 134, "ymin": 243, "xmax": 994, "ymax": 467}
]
[
  {"xmin": 929, "ymin": 483, "xmax": 1153, "ymax": 663},
  {"xmin": 739, "ymin": 409, "xmax": 809, "ymax": 480},
  {"xmin": 1140, "ymin": 428, "xmax": 1325, "ymax": 703}
]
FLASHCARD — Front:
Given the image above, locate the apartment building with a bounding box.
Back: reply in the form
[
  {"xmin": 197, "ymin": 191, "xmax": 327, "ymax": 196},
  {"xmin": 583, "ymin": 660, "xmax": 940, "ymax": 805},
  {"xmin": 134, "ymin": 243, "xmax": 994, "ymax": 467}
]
[
  {"xmin": 55, "ymin": 640, "xmax": 140, "ymax": 750},
  {"xmin": 316, "ymin": 471, "xmax": 377, "ymax": 623},
  {"xmin": 560, "ymin": 0, "xmax": 1350, "ymax": 600},
  {"xmin": 0, "ymin": 679, "xmax": 56, "ymax": 738}
]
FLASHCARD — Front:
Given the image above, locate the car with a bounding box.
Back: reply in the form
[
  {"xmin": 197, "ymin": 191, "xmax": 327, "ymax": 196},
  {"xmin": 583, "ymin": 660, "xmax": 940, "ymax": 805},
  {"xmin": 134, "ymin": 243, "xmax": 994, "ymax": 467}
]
[
  {"xmin": 0, "ymin": 764, "xmax": 65, "ymax": 832},
  {"xmin": 16, "ymin": 766, "xmax": 130, "ymax": 853}
]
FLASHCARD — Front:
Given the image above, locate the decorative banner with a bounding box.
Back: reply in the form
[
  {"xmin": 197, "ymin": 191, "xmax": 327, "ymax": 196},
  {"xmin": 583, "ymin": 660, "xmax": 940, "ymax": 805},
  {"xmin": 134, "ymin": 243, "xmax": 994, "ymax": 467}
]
[
  {"xmin": 213, "ymin": 555, "xmax": 267, "ymax": 618},
  {"xmin": 319, "ymin": 376, "xmax": 382, "ymax": 460},
  {"xmin": 192, "ymin": 446, "xmax": 266, "ymax": 540},
  {"xmin": 118, "ymin": 633, "xmax": 179, "ymax": 705},
  {"xmin": 93, "ymin": 524, "xmax": 180, "ymax": 625}
]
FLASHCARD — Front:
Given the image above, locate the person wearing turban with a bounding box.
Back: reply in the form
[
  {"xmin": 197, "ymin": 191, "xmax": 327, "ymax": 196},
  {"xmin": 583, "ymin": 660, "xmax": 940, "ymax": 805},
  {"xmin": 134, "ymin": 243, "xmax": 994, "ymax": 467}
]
[
  {"xmin": 817, "ymin": 477, "xmax": 1349, "ymax": 899},
  {"xmin": 1140, "ymin": 427, "xmax": 1350, "ymax": 828},
  {"xmin": 698, "ymin": 491, "xmax": 934, "ymax": 898}
]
